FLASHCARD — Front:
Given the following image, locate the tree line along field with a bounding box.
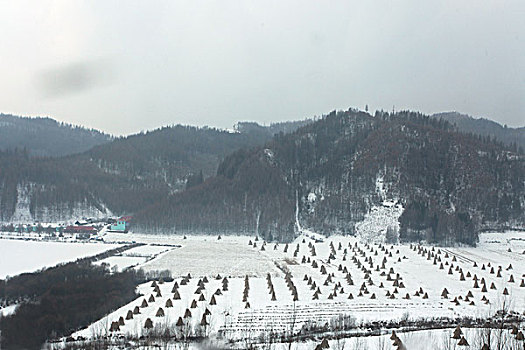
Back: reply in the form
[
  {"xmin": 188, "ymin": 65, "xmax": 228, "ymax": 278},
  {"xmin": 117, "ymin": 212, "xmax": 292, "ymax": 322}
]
[{"xmin": 58, "ymin": 231, "xmax": 525, "ymax": 348}]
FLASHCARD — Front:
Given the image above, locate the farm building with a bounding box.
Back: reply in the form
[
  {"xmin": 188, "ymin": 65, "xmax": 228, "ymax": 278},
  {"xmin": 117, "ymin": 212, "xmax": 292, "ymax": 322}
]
[{"xmin": 109, "ymin": 216, "xmax": 132, "ymax": 233}]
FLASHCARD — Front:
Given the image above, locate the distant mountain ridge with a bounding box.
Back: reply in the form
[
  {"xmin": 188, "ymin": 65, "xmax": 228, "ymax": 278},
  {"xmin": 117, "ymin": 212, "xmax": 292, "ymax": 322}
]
[
  {"xmin": 0, "ymin": 121, "xmax": 310, "ymax": 223},
  {"xmin": 234, "ymin": 119, "xmax": 313, "ymax": 138},
  {"xmin": 134, "ymin": 109, "xmax": 525, "ymax": 245},
  {"xmin": 0, "ymin": 114, "xmax": 113, "ymax": 157},
  {"xmin": 1, "ymin": 109, "xmax": 523, "ymax": 246},
  {"xmin": 432, "ymin": 112, "xmax": 525, "ymax": 152}
]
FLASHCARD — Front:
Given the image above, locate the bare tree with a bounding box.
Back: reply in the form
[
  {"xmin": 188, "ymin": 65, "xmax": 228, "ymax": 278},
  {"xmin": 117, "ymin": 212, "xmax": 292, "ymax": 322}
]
[
  {"xmin": 287, "ymin": 301, "xmax": 297, "ymax": 350},
  {"xmin": 495, "ymin": 295, "xmax": 512, "ymax": 350}
]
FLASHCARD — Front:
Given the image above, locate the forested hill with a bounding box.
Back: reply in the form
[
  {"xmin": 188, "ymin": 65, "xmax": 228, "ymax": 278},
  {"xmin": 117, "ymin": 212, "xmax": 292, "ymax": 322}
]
[
  {"xmin": 234, "ymin": 119, "xmax": 313, "ymax": 138},
  {"xmin": 0, "ymin": 114, "xmax": 112, "ymax": 157},
  {"xmin": 134, "ymin": 109, "xmax": 525, "ymax": 245},
  {"xmin": 0, "ymin": 124, "xmax": 279, "ymax": 222},
  {"xmin": 432, "ymin": 112, "xmax": 525, "ymax": 153}
]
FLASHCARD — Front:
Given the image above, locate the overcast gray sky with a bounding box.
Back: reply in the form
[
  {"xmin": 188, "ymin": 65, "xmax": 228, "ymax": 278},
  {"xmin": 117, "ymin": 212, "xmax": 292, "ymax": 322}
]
[{"xmin": 0, "ymin": 1, "xmax": 523, "ymax": 135}]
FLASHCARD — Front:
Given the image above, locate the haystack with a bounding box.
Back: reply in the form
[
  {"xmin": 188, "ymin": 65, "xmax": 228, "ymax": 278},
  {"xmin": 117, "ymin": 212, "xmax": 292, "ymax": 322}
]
[{"xmin": 144, "ymin": 318, "xmax": 153, "ymax": 329}]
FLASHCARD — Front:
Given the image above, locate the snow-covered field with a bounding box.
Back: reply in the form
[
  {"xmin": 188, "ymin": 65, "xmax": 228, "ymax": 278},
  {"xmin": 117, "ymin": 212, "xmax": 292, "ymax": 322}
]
[
  {"xmin": 93, "ymin": 255, "xmax": 148, "ymax": 272},
  {"xmin": 272, "ymin": 327, "xmax": 524, "ymax": 350},
  {"xmin": 102, "ymin": 233, "xmax": 281, "ymax": 277},
  {"xmin": 94, "ymin": 243, "xmax": 176, "ymax": 272},
  {"xmin": 69, "ymin": 230, "xmax": 525, "ymax": 348},
  {"xmin": 0, "ymin": 238, "xmax": 121, "ymax": 279}
]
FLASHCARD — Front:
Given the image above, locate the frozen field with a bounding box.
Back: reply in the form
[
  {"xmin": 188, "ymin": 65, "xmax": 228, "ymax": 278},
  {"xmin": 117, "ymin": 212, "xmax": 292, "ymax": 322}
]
[
  {"xmin": 94, "ymin": 244, "xmax": 175, "ymax": 272},
  {"xmin": 71, "ymin": 230, "xmax": 525, "ymax": 346},
  {"xmin": 94, "ymin": 256, "xmax": 148, "ymax": 272},
  {"xmin": 0, "ymin": 238, "xmax": 121, "ymax": 279},
  {"xmin": 103, "ymin": 233, "xmax": 281, "ymax": 277}
]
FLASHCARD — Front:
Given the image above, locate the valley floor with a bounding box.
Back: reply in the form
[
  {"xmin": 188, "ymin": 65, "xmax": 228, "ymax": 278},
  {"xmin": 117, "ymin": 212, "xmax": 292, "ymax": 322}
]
[
  {"xmin": 0, "ymin": 236, "xmax": 122, "ymax": 279},
  {"xmin": 41, "ymin": 230, "xmax": 525, "ymax": 349}
]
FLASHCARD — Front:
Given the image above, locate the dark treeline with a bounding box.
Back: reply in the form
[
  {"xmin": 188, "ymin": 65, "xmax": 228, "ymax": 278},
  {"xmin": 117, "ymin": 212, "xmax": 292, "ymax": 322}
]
[
  {"xmin": 0, "ymin": 113, "xmax": 112, "ymax": 157},
  {"xmin": 0, "ymin": 244, "xmax": 143, "ymax": 303},
  {"xmin": 433, "ymin": 112, "xmax": 525, "ymax": 154},
  {"xmin": 234, "ymin": 119, "xmax": 313, "ymax": 139},
  {"xmin": 0, "ymin": 124, "xmax": 282, "ymax": 221},
  {"xmin": 134, "ymin": 109, "xmax": 525, "ymax": 245},
  {"xmin": 0, "ymin": 262, "xmax": 145, "ymax": 349},
  {"xmin": 1, "ymin": 110, "xmax": 523, "ymax": 245}
]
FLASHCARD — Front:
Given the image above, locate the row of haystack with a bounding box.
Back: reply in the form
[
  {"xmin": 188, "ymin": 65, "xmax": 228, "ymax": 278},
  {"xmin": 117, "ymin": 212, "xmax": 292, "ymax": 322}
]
[
  {"xmin": 327, "ymin": 281, "xmax": 344, "ymax": 300},
  {"xmin": 243, "ymin": 276, "xmax": 250, "ymax": 308},
  {"xmin": 119, "ymin": 273, "xmax": 225, "ymax": 333},
  {"xmin": 285, "ymin": 272, "xmax": 299, "ymax": 301},
  {"xmin": 152, "ymin": 274, "xmax": 217, "ymax": 330},
  {"xmin": 109, "ymin": 279, "xmax": 167, "ymax": 332},
  {"xmin": 301, "ymin": 255, "xmax": 314, "ymax": 264},
  {"xmin": 416, "ymin": 244, "xmax": 510, "ymax": 308},
  {"xmin": 308, "ymin": 274, "xmax": 322, "ymax": 300},
  {"xmin": 266, "ymin": 273, "xmax": 277, "ymax": 301},
  {"xmin": 451, "ymin": 325, "xmax": 470, "ymax": 347}
]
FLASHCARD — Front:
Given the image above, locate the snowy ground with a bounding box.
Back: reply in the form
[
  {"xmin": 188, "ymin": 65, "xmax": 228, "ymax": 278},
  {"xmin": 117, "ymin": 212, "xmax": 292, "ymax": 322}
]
[
  {"xmin": 0, "ymin": 238, "xmax": 121, "ymax": 279},
  {"xmin": 355, "ymin": 200, "xmax": 403, "ymax": 243},
  {"xmin": 102, "ymin": 233, "xmax": 281, "ymax": 278},
  {"xmin": 67, "ymin": 230, "xmax": 525, "ymax": 348},
  {"xmin": 270, "ymin": 327, "xmax": 524, "ymax": 350},
  {"xmin": 94, "ymin": 244, "xmax": 176, "ymax": 272},
  {"xmin": 0, "ymin": 304, "xmax": 17, "ymax": 317},
  {"xmin": 61, "ymin": 327, "xmax": 524, "ymax": 350}
]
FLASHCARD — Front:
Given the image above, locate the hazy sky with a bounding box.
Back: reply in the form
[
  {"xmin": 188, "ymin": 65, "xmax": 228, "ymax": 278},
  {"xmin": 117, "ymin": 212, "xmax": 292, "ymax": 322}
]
[{"xmin": 0, "ymin": 1, "xmax": 524, "ymax": 135}]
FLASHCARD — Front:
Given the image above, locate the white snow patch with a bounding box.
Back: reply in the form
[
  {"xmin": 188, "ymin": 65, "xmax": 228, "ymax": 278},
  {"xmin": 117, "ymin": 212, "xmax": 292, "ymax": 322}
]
[
  {"xmin": 0, "ymin": 304, "xmax": 18, "ymax": 317},
  {"xmin": 355, "ymin": 201, "xmax": 404, "ymax": 243},
  {"xmin": 94, "ymin": 244, "xmax": 175, "ymax": 272},
  {"xmin": 10, "ymin": 184, "xmax": 33, "ymax": 223},
  {"xmin": 0, "ymin": 239, "xmax": 121, "ymax": 279},
  {"xmin": 375, "ymin": 175, "xmax": 386, "ymax": 201},
  {"xmin": 94, "ymin": 256, "xmax": 148, "ymax": 272},
  {"xmin": 263, "ymin": 148, "xmax": 274, "ymax": 160},
  {"xmin": 102, "ymin": 233, "xmax": 281, "ymax": 278}
]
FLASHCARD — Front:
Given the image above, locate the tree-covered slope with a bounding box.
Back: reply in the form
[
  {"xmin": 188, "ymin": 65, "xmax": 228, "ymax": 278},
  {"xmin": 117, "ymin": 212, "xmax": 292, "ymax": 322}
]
[
  {"xmin": 433, "ymin": 112, "xmax": 525, "ymax": 153},
  {"xmin": 134, "ymin": 110, "xmax": 525, "ymax": 245},
  {"xmin": 0, "ymin": 114, "xmax": 112, "ymax": 157},
  {"xmin": 0, "ymin": 125, "xmax": 275, "ymax": 222}
]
